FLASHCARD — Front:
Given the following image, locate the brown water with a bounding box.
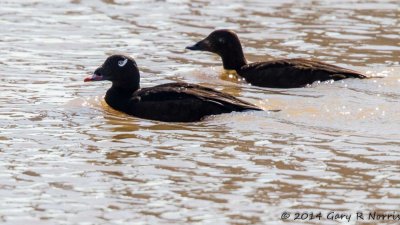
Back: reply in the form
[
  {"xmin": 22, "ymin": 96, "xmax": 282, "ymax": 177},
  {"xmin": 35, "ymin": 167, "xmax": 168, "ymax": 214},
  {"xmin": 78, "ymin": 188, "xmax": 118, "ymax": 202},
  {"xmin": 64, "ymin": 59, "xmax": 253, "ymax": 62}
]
[{"xmin": 1, "ymin": 0, "xmax": 399, "ymax": 224}]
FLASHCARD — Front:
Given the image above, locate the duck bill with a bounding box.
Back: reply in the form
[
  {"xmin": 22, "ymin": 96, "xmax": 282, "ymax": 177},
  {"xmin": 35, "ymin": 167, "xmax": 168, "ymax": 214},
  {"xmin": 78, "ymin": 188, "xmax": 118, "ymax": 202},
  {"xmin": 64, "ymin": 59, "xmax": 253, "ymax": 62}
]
[
  {"xmin": 186, "ymin": 39, "xmax": 211, "ymax": 51},
  {"xmin": 84, "ymin": 74, "xmax": 104, "ymax": 82},
  {"xmin": 84, "ymin": 67, "xmax": 105, "ymax": 82}
]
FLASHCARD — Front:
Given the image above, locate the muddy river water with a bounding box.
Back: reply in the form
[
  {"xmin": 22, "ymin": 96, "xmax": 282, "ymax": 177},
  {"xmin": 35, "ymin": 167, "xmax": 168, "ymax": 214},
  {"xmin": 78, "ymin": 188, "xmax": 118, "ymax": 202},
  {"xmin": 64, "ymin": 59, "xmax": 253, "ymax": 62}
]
[{"xmin": 0, "ymin": 0, "xmax": 399, "ymax": 224}]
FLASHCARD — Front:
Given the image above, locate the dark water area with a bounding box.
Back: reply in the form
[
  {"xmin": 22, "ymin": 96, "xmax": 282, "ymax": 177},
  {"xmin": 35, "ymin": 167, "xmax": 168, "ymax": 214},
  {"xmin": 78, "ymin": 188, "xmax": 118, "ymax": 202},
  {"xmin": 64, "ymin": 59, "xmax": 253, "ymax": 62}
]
[{"xmin": 0, "ymin": 0, "xmax": 399, "ymax": 224}]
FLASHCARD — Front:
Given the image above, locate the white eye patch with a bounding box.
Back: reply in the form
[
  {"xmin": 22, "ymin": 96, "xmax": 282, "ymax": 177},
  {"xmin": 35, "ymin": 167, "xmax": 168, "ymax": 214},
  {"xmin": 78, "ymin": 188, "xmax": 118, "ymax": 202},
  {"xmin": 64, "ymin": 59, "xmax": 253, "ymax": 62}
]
[{"xmin": 118, "ymin": 58, "xmax": 128, "ymax": 67}]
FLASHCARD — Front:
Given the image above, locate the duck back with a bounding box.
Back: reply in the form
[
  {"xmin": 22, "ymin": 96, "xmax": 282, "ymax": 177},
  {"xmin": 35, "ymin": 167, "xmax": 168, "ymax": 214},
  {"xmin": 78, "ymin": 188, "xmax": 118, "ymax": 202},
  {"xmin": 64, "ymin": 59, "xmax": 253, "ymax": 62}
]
[
  {"xmin": 238, "ymin": 58, "xmax": 366, "ymax": 88},
  {"xmin": 125, "ymin": 83, "xmax": 261, "ymax": 122}
]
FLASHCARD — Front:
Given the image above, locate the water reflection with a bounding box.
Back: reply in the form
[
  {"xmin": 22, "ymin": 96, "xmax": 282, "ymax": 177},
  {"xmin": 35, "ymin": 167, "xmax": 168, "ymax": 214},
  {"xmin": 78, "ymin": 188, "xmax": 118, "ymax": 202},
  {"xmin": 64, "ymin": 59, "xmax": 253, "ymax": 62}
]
[{"xmin": 0, "ymin": 0, "xmax": 399, "ymax": 224}]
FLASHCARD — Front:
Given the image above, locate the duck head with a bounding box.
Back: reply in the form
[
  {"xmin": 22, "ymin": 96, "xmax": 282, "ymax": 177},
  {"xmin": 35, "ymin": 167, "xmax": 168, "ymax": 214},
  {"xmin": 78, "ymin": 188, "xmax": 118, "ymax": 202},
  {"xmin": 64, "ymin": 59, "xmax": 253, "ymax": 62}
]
[
  {"xmin": 186, "ymin": 29, "xmax": 247, "ymax": 70},
  {"xmin": 85, "ymin": 54, "xmax": 140, "ymax": 92}
]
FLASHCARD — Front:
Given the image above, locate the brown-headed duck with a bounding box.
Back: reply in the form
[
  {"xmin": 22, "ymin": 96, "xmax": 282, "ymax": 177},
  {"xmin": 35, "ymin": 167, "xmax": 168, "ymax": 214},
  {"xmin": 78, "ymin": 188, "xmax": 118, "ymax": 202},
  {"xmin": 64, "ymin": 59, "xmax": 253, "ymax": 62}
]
[{"xmin": 186, "ymin": 29, "xmax": 367, "ymax": 88}]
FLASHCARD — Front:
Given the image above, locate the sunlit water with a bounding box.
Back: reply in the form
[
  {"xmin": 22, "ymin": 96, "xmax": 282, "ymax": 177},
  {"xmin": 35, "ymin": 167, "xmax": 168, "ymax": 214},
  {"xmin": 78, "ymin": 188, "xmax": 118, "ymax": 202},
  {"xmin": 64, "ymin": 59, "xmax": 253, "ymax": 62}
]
[{"xmin": 0, "ymin": 0, "xmax": 399, "ymax": 224}]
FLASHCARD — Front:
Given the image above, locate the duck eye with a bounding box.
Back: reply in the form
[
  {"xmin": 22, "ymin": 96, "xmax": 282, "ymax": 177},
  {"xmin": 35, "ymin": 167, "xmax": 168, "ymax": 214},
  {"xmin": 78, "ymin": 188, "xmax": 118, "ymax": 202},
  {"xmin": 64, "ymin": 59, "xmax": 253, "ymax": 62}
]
[
  {"xmin": 218, "ymin": 38, "xmax": 225, "ymax": 44},
  {"xmin": 118, "ymin": 58, "xmax": 128, "ymax": 67}
]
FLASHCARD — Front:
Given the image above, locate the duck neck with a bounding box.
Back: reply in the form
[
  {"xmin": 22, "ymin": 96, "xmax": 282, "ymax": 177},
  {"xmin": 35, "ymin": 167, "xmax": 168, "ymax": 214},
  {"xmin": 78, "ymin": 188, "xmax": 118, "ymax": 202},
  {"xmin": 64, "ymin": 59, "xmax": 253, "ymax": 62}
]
[
  {"xmin": 112, "ymin": 80, "xmax": 140, "ymax": 95},
  {"xmin": 105, "ymin": 82, "xmax": 139, "ymax": 112},
  {"xmin": 220, "ymin": 45, "xmax": 247, "ymax": 71}
]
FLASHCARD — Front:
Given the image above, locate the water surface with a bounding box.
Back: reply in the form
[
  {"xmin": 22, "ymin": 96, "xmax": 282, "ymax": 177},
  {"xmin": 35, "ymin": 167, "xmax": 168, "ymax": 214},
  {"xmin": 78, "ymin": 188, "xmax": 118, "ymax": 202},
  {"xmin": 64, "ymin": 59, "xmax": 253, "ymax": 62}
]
[{"xmin": 0, "ymin": 0, "xmax": 399, "ymax": 224}]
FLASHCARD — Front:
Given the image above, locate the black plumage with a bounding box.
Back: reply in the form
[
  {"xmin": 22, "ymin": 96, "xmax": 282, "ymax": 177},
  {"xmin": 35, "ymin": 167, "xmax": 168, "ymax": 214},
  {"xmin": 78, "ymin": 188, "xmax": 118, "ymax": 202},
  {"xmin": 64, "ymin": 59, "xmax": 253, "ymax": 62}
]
[
  {"xmin": 84, "ymin": 54, "xmax": 261, "ymax": 122},
  {"xmin": 186, "ymin": 29, "xmax": 367, "ymax": 88}
]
